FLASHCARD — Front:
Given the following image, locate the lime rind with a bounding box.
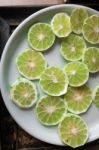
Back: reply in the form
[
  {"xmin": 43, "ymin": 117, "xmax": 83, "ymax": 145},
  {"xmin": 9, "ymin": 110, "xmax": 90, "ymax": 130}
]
[
  {"xmin": 64, "ymin": 86, "xmax": 93, "ymax": 114},
  {"xmin": 93, "ymin": 85, "xmax": 99, "ymax": 108},
  {"xmin": 36, "ymin": 96, "xmax": 67, "ymax": 126},
  {"xmin": 70, "ymin": 8, "xmax": 88, "ymax": 34},
  {"xmin": 64, "ymin": 62, "xmax": 89, "ymax": 87},
  {"xmin": 28, "ymin": 23, "xmax": 55, "ymax": 51},
  {"xmin": 16, "ymin": 49, "xmax": 47, "ymax": 80},
  {"xmin": 82, "ymin": 15, "xmax": 99, "ymax": 44},
  {"xmin": 39, "ymin": 66, "xmax": 69, "ymax": 96},
  {"xmin": 58, "ymin": 113, "xmax": 88, "ymax": 148},
  {"xmin": 83, "ymin": 47, "xmax": 99, "ymax": 73},
  {"xmin": 60, "ymin": 34, "xmax": 86, "ymax": 61},
  {"xmin": 10, "ymin": 78, "xmax": 37, "ymax": 108},
  {"xmin": 51, "ymin": 12, "xmax": 72, "ymax": 37}
]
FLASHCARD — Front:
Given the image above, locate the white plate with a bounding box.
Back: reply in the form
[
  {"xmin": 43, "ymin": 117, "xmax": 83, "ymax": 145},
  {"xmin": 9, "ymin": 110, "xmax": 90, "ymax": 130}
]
[{"xmin": 0, "ymin": 4, "xmax": 99, "ymax": 146}]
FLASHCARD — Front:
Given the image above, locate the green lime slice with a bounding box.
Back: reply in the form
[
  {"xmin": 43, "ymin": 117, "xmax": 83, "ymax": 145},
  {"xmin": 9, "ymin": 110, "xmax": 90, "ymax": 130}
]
[
  {"xmin": 51, "ymin": 13, "xmax": 72, "ymax": 37},
  {"xmin": 83, "ymin": 15, "xmax": 99, "ymax": 44},
  {"xmin": 28, "ymin": 23, "xmax": 55, "ymax": 51},
  {"xmin": 83, "ymin": 47, "xmax": 99, "ymax": 73},
  {"xmin": 10, "ymin": 78, "xmax": 37, "ymax": 108},
  {"xmin": 64, "ymin": 62, "xmax": 89, "ymax": 87},
  {"xmin": 16, "ymin": 49, "xmax": 47, "ymax": 80},
  {"xmin": 60, "ymin": 34, "xmax": 86, "ymax": 61},
  {"xmin": 64, "ymin": 85, "xmax": 92, "ymax": 114},
  {"xmin": 70, "ymin": 8, "xmax": 88, "ymax": 34},
  {"xmin": 58, "ymin": 113, "xmax": 88, "ymax": 148},
  {"xmin": 36, "ymin": 96, "xmax": 67, "ymax": 126},
  {"xmin": 40, "ymin": 66, "xmax": 68, "ymax": 96},
  {"xmin": 93, "ymin": 86, "xmax": 99, "ymax": 108}
]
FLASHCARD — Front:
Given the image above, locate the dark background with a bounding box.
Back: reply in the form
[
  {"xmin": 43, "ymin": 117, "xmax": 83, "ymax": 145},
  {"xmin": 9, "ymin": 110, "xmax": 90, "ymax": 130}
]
[{"xmin": 0, "ymin": 0, "xmax": 99, "ymax": 149}]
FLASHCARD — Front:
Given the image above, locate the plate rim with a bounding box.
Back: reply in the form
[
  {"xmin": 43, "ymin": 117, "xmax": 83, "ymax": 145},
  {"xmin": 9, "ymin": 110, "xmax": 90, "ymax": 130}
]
[{"xmin": 0, "ymin": 4, "xmax": 99, "ymax": 146}]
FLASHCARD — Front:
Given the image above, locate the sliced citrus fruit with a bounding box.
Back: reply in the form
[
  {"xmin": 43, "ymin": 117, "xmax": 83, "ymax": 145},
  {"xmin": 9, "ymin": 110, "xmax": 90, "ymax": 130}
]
[
  {"xmin": 83, "ymin": 47, "xmax": 99, "ymax": 73},
  {"xmin": 51, "ymin": 12, "xmax": 71, "ymax": 37},
  {"xmin": 16, "ymin": 49, "xmax": 47, "ymax": 80},
  {"xmin": 83, "ymin": 15, "xmax": 99, "ymax": 44},
  {"xmin": 64, "ymin": 62, "xmax": 89, "ymax": 87},
  {"xmin": 64, "ymin": 85, "xmax": 92, "ymax": 114},
  {"xmin": 58, "ymin": 113, "xmax": 88, "ymax": 148},
  {"xmin": 36, "ymin": 96, "xmax": 67, "ymax": 126},
  {"xmin": 40, "ymin": 66, "xmax": 68, "ymax": 96},
  {"xmin": 70, "ymin": 8, "xmax": 88, "ymax": 34},
  {"xmin": 10, "ymin": 78, "xmax": 37, "ymax": 108},
  {"xmin": 60, "ymin": 34, "xmax": 86, "ymax": 61},
  {"xmin": 28, "ymin": 23, "xmax": 55, "ymax": 51},
  {"xmin": 93, "ymin": 86, "xmax": 99, "ymax": 108}
]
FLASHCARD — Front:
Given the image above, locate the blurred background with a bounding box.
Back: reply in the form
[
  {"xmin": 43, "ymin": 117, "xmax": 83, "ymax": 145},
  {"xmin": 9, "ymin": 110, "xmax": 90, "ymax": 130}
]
[{"xmin": 0, "ymin": 0, "xmax": 99, "ymax": 150}]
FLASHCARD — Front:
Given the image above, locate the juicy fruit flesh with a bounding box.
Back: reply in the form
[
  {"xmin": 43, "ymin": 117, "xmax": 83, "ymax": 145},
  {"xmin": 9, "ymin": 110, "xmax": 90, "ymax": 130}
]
[
  {"xmin": 64, "ymin": 62, "xmax": 89, "ymax": 87},
  {"xmin": 70, "ymin": 8, "xmax": 88, "ymax": 34},
  {"xmin": 40, "ymin": 67, "xmax": 68, "ymax": 96},
  {"xmin": 83, "ymin": 15, "xmax": 99, "ymax": 44},
  {"xmin": 11, "ymin": 78, "xmax": 37, "ymax": 108},
  {"xmin": 94, "ymin": 86, "xmax": 99, "ymax": 108},
  {"xmin": 61, "ymin": 34, "xmax": 86, "ymax": 61},
  {"xmin": 51, "ymin": 13, "xmax": 71, "ymax": 37},
  {"xmin": 28, "ymin": 23, "xmax": 55, "ymax": 51},
  {"xmin": 83, "ymin": 47, "xmax": 99, "ymax": 73},
  {"xmin": 36, "ymin": 96, "xmax": 66, "ymax": 125},
  {"xmin": 16, "ymin": 49, "xmax": 47, "ymax": 80},
  {"xmin": 64, "ymin": 86, "xmax": 92, "ymax": 114},
  {"xmin": 59, "ymin": 114, "xmax": 88, "ymax": 148}
]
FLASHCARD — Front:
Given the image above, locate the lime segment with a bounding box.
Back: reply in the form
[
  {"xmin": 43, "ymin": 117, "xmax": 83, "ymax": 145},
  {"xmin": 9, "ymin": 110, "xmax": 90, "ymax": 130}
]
[
  {"xmin": 51, "ymin": 13, "xmax": 71, "ymax": 37},
  {"xmin": 58, "ymin": 114, "xmax": 88, "ymax": 148},
  {"xmin": 60, "ymin": 34, "xmax": 86, "ymax": 61},
  {"xmin": 16, "ymin": 49, "xmax": 47, "ymax": 80},
  {"xmin": 28, "ymin": 23, "xmax": 55, "ymax": 51},
  {"xmin": 70, "ymin": 8, "xmax": 88, "ymax": 34},
  {"xmin": 40, "ymin": 66, "xmax": 68, "ymax": 96},
  {"xmin": 64, "ymin": 85, "xmax": 92, "ymax": 114},
  {"xmin": 93, "ymin": 86, "xmax": 99, "ymax": 108},
  {"xmin": 64, "ymin": 62, "xmax": 89, "ymax": 87},
  {"xmin": 10, "ymin": 78, "xmax": 37, "ymax": 108},
  {"xmin": 36, "ymin": 96, "xmax": 67, "ymax": 126},
  {"xmin": 83, "ymin": 15, "xmax": 99, "ymax": 44},
  {"xmin": 83, "ymin": 47, "xmax": 99, "ymax": 73}
]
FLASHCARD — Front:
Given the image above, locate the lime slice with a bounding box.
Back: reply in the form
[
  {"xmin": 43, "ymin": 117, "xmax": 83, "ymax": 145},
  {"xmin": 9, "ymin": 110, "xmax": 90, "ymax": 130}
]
[
  {"xmin": 83, "ymin": 15, "xmax": 99, "ymax": 44},
  {"xmin": 64, "ymin": 85, "xmax": 92, "ymax": 114},
  {"xmin": 40, "ymin": 66, "xmax": 68, "ymax": 96},
  {"xmin": 58, "ymin": 114, "xmax": 88, "ymax": 148},
  {"xmin": 16, "ymin": 49, "xmax": 47, "ymax": 80},
  {"xmin": 64, "ymin": 62, "xmax": 89, "ymax": 87},
  {"xmin": 93, "ymin": 86, "xmax": 99, "ymax": 108},
  {"xmin": 36, "ymin": 96, "xmax": 67, "ymax": 126},
  {"xmin": 60, "ymin": 34, "xmax": 86, "ymax": 61},
  {"xmin": 28, "ymin": 23, "xmax": 55, "ymax": 51},
  {"xmin": 70, "ymin": 8, "xmax": 88, "ymax": 34},
  {"xmin": 10, "ymin": 78, "xmax": 37, "ymax": 108},
  {"xmin": 83, "ymin": 47, "xmax": 99, "ymax": 73},
  {"xmin": 51, "ymin": 13, "xmax": 72, "ymax": 37}
]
